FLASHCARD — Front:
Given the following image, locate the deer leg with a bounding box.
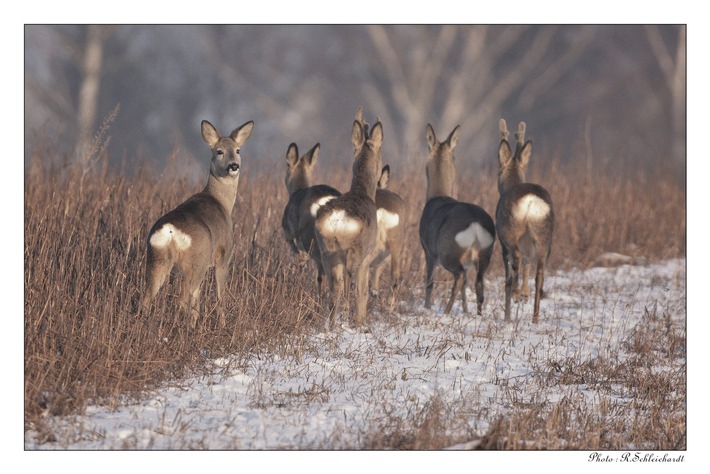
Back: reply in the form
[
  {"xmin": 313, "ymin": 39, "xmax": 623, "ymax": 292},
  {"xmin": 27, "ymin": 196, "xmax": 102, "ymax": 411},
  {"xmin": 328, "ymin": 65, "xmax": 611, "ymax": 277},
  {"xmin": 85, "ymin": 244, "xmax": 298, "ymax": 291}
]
[
  {"xmin": 370, "ymin": 263, "xmax": 383, "ymax": 298},
  {"xmin": 424, "ymin": 253, "xmax": 436, "ymax": 310},
  {"xmin": 181, "ymin": 264, "xmax": 207, "ymax": 329},
  {"xmin": 475, "ymin": 250, "xmax": 492, "ymax": 316},
  {"xmin": 315, "ymin": 262, "xmax": 324, "ymax": 304},
  {"xmin": 287, "ymin": 238, "xmax": 299, "ymax": 255},
  {"xmin": 533, "ymin": 257, "xmax": 546, "ymax": 324},
  {"xmin": 460, "ymin": 270, "xmax": 468, "ymax": 314},
  {"xmin": 518, "ymin": 262, "xmax": 530, "ymax": 302},
  {"xmin": 386, "ymin": 249, "xmax": 400, "ymax": 310},
  {"xmin": 142, "ymin": 250, "xmax": 172, "ymax": 311},
  {"xmin": 342, "ymin": 270, "xmax": 351, "ymax": 319},
  {"xmin": 326, "ymin": 262, "xmax": 344, "ymax": 330},
  {"xmin": 214, "ymin": 263, "xmax": 230, "ymax": 328},
  {"xmin": 354, "ymin": 262, "xmax": 371, "ymax": 327},
  {"xmin": 311, "ymin": 244, "xmax": 325, "ymax": 303},
  {"xmin": 188, "ymin": 286, "xmax": 202, "ymax": 328},
  {"xmin": 502, "ymin": 245, "xmax": 518, "ymax": 321},
  {"xmin": 445, "ymin": 269, "xmax": 465, "ymax": 314},
  {"xmin": 512, "ymin": 250, "xmax": 524, "ymax": 303}
]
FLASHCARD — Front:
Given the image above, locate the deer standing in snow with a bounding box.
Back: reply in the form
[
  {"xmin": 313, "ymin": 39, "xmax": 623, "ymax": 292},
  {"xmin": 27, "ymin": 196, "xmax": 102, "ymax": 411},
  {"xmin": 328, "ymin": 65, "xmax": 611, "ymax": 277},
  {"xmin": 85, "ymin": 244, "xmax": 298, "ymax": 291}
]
[
  {"xmin": 496, "ymin": 119, "xmax": 554, "ymax": 323},
  {"xmin": 419, "ymin": 124, "xmax": 495, "ymax": 315}
]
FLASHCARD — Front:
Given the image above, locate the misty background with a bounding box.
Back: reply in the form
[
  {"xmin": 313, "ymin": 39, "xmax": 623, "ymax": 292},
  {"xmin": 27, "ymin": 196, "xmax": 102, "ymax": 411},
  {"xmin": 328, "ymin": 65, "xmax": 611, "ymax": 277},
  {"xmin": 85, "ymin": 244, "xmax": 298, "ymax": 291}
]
[{"xmin": 23, "ymin": 25, "xmax": 685, "ymax": 178}]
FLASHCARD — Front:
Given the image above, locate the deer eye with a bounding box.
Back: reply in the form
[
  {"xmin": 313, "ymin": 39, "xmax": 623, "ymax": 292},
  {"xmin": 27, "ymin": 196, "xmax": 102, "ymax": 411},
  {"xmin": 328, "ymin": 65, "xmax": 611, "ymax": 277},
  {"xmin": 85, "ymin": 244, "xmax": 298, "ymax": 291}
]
[
  {"xmin": 236, "ymin": 148, "xmax": 240, "ymax": 154},
  {"xmin": 217, "ymin": 149, "xmax": 224, "ymax": 155}
]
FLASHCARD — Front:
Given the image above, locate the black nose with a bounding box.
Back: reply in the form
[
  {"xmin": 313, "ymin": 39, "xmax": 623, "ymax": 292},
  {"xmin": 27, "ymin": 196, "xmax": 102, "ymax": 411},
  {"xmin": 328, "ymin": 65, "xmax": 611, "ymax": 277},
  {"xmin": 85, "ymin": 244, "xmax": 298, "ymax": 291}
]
[{"xmin": 228, "ymin": 163, "xmax": 240, "ymax": 173}]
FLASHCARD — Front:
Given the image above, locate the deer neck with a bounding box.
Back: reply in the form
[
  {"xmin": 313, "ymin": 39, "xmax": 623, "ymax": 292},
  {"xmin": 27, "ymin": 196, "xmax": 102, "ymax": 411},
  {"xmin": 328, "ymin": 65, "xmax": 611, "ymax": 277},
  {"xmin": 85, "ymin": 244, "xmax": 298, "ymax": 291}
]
[
  {"xmin": 426, "ymin": 161, "xmax": 455, "ymax": 201},
  {"xmin": 286, "ymin": 171, "xmax": 311, "ymax": 197},
  {"xmin": 205, "ymin": 173, "xmax": 239, "ymax": 215},
  {"xmin": 498, "ymin": 168, "xmax": 525, "ymax": 196},
  {"xmin": 349, "ymin": 157, "xmax": 378, "ymax": 201}
]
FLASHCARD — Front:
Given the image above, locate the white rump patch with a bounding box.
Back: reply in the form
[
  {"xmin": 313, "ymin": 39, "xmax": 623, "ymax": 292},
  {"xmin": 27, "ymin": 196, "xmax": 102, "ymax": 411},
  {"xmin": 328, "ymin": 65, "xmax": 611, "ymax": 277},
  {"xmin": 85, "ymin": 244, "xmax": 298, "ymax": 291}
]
[
  {"xmin": 377, "ymin": 208, "xmax": 400, "ymax": 230},
  {"xmin": 149, "ymin": 223, "xmax": 192, "ymax": 251},
  {"xmin": 455, "ymin": 222, "xmax": 494, "ymax": 250},
  {"xmin": 310, "ymin": 196, "xmax": 337, "ymax": 217},
  {"xmin": 320, "ymin": 209, "xmax": 362, "ymax": 236},
  {"xmin": 513, "ymin": 194, "xmax": 551, "ymax": 221}
]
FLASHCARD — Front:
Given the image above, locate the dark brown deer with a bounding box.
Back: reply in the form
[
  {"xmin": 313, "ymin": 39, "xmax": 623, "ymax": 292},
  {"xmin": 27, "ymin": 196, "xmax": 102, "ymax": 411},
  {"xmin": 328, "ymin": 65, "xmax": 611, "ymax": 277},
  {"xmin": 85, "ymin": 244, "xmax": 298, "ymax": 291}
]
[
  {"xmin": 143, "ymin": 120, "xmax": 254, "ymax": 327},
  {"xmin": 496, "ymin": 119, "xmax": 554, "ymax": 323},
  {"xmin": 281, "ymin": 142, "xmax": 341, "ymax": 298},
  {"xmin": 419, "ymin": 124, "xmax": 495, "ymax": 315}
]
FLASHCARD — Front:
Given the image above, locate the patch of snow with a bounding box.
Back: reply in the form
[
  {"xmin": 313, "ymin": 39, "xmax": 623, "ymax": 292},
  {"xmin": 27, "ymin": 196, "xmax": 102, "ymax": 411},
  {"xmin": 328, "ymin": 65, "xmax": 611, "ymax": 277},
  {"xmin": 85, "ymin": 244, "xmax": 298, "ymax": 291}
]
[{"xmin": 25, "ymin": 259, "xmax": 686, "ymax": 451}]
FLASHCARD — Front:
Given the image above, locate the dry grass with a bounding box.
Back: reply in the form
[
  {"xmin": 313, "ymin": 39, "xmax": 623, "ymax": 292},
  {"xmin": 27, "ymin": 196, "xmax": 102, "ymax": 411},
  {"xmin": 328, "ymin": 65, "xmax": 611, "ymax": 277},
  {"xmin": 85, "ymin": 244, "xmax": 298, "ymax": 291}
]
[{"xmin": 24, "ymin": 142, "xmax": 685, "ymax": 449}]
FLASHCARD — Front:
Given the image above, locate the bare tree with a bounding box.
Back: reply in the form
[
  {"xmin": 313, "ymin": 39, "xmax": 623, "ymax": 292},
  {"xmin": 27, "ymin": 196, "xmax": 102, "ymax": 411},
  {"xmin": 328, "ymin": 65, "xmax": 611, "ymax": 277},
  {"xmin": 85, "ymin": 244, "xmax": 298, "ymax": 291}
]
[
  {"xmin": 359, "ymin": 25, "xmax": 594, "ymax": 161},
  {"xmin": 74, "ymin": 25, "xmax": 113, "ymax": 163},
  {"xmin": 645, "ymin": 25, "xmax": 686, "ymax": 164},
  {"xmin": 198, "ymin": 25, "xmax": 345, "ymax": 157},
  {"xmin": 25, "ymin": 25, "xmax": 116, "ymax": 166},
  {"xmin": 24, "ymin": 25, "xmax": 684, "ymax": 174}
]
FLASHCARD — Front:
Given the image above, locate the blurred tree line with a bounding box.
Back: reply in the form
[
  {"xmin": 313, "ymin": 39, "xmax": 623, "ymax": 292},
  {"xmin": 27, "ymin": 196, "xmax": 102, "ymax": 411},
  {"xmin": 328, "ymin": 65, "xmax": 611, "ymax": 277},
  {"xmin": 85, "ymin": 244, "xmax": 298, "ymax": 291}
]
[{"xmin": 24, "ymin": 25, "xmax": 685, "ymax": 176}]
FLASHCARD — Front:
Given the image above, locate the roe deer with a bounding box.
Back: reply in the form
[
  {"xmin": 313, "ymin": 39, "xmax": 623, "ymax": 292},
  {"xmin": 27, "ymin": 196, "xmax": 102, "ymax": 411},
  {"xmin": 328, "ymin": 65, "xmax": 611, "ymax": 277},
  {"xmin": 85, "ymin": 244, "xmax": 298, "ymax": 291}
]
[
  {"xmin": 419, "ymin": 124, "xmax": 495, "ymax": 315},
  {"xmin": 352, "ymin": 109, "xmax": 406, "ymax": 310},
  {"xmin": 315, "ymin": 117, "xmax": 383, "ymax": 329},
  {"xmin": 370, "ymin": 164, "xmax": 406, "ymax": 309},
  {"xmin": 281, "ymin": 142, "xmax": 341, "ymax": 298},
  {"xmin": 143, "ymin": 120, "xmax": 254, "ymax": 327},
  {"xmin": 496, "ymin": 119, "xmax": 554, "ymax": 323}
]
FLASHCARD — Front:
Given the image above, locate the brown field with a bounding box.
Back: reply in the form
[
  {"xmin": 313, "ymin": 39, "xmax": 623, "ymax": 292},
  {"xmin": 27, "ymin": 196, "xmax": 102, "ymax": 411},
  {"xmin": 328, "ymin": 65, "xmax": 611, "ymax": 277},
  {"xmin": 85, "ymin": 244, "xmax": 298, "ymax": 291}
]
[{"xmin": 24, "ymin": 142, "xmax": 686, "ymax": 448}]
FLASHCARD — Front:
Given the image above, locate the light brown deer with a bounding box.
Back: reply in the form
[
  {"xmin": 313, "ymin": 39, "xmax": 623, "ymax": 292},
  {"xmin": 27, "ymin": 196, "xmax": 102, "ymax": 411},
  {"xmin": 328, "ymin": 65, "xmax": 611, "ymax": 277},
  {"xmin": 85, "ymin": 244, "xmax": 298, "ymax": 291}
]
[
  {"xmin": 315, "ymin": 117, "xmax": 383, "ymax": 329},
  {"xmin": 496, "ymin": 119, "xmax": 554, "ymax": 323},
  {"xmin": 419, "ymin": 124, "xmax": 496, "ymax": 315},
  {"xmin": 370, "ymin": 164, "xmax": 406, "ymax": 309},
  {"xmin": 281, "ymin": 142, "xmax": 341, "ymax": 298},
  {"xmin": 142, "ymin": 120, "xmax": 254, "ymax": 327},
  {"xmin": 352, "ymin": 108, "xmax": 406, "ymax": 310}
]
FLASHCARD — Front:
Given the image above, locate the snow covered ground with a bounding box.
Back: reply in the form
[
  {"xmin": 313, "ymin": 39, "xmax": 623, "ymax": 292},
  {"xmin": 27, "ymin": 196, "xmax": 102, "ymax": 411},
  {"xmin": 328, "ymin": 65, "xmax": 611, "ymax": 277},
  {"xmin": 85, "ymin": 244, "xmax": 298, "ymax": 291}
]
[{"xmin": 25, "ymin": 259, "xmax": 686, "ymax": 452}]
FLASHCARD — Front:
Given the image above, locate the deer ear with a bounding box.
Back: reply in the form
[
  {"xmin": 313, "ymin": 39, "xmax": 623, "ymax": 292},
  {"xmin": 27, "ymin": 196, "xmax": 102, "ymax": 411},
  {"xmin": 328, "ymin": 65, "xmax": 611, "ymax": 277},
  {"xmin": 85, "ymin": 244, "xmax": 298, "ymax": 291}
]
[
  {"xmin": 498, "ymin": 140, "xmax": 513, "ymax": 167},
  {"xmin": 425, "ymin": 124, "xmax": 437, "ymax": 153},
  {"xmin": 378, "ymin": 165, "xmax": 390, "ymax": 189},
  {"xmin": 286, "ymin": 143, "xmax": 299, "ymax": 167},
  {"xmin": 518, "ymin": 140, "xmax": 532, "ymax": 168},
  {"xmin": 201, "ymin": 120, "xmax": 221, "ymax": 147},
  {"xmin": 446, "ymin": 125, "xmax": 461, "ymax": 152},
  {"xmin": 231, "ymin": 120, "xmax": 254, "ymax": 145},
  {"xmin": 305, "ymin": 143, "xmax": 320, "ymax": 167},
  {"xmin": 351, "ymin": 120, "xmax": 366, "ymax": 154},
  {"xmin": 368, "ymin": 122, "xmax": 383, "ymax": 149}
]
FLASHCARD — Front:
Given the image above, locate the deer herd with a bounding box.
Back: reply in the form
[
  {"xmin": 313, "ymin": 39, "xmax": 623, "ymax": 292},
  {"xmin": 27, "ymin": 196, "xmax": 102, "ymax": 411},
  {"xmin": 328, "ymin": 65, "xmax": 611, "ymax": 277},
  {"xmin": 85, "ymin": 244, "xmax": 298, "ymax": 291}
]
[{"xmin": 142, "ymin": 107, "xmax": 554, "ymax": 330}]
